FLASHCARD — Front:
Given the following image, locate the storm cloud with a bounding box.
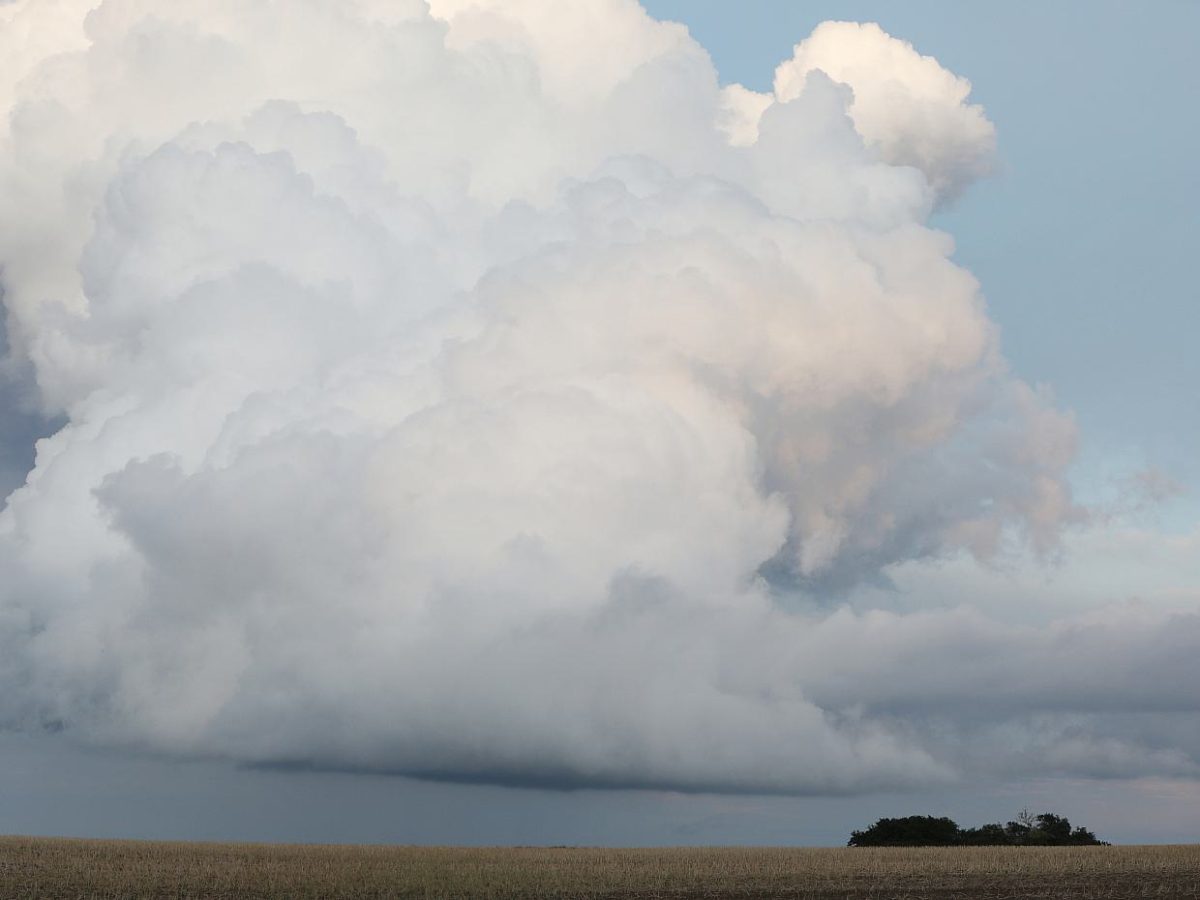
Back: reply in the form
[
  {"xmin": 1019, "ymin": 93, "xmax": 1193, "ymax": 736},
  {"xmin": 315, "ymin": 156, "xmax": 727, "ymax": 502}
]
[{"xmin": 0, "ymin": 0, "xmax": 1194, "ymax": 794}]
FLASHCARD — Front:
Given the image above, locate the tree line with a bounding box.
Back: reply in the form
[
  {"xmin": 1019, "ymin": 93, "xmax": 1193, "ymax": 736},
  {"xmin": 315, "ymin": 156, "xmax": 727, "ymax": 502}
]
[{"xmin": 848, "ymin": 810, "xmax": 1108, "ymax": 847}]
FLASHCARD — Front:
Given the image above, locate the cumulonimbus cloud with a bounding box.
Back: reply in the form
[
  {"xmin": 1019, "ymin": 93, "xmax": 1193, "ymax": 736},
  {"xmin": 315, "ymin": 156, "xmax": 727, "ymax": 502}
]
[{"xmin": 0, "ymin": 0, "xmax": 1194, "ymax": 793}]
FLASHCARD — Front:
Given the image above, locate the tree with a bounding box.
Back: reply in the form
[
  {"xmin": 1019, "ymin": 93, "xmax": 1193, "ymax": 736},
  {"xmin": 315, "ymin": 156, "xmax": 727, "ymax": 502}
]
[
  {"xmin": 848, "ymin": 815, "xmax": 962, "ymax": 847},
  {"xmin": 1003, "ymin": 818, "xmax": 1032, "ymax": 845},
  {"xmin": 1030, "ymin": 813, "xmax": 1072, "ymax": 845},
  {"xmin": 848, "ymin": 810, "xmax": 1108, "ymax": 847},
  {"xmin": 958, "ymin": 822, "xmax": 1008, "ymax": 846},
  {"xmin": 1069, "ymin": 825, "xmax": 1104, "ymax": 845}
]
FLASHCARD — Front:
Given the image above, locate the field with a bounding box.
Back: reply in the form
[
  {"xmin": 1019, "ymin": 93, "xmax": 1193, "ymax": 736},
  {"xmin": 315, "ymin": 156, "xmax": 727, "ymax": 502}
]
[{"xmin": 1, "ymin": 837, "xmax": 1198, "ymax": 899}]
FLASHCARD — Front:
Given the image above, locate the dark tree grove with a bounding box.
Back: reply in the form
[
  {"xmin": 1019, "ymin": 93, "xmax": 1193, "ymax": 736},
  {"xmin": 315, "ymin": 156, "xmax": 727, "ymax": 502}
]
[{"xmin": 848, "ymin": 812, "xmax": 1108, "ymax": 847}]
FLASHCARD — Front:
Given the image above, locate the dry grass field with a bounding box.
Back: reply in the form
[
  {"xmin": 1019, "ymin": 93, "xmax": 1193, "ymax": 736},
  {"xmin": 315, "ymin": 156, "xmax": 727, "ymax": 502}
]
[{"xmin": 1, "ymin": 837, "xmax": 1197, "ymax": 899}]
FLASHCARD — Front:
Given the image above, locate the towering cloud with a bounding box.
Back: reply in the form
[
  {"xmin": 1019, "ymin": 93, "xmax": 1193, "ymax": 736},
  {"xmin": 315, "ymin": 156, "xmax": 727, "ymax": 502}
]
[{"xmin": 0, "ymin": 0, "xmax": 1194, "ymax": 793}]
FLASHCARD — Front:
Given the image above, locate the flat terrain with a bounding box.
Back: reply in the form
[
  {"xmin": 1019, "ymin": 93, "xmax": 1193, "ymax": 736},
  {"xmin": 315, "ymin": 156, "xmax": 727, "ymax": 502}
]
[{"xmin": 1, "ymin": 837, "xmax": 1198, "ymax": 899}]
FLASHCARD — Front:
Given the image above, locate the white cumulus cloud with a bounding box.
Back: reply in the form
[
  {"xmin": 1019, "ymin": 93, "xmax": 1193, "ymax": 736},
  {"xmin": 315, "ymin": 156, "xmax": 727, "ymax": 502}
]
[{"xmin": 0, "ymin": 0, "xmax": 1194, "ymax": 794}]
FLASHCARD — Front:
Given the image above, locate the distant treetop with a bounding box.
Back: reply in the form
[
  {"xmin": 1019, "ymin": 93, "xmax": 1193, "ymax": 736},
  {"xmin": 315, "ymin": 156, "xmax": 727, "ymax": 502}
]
[{"xmin": 849, "ymin": 811, "xmax": 1108, "ymax": 847}]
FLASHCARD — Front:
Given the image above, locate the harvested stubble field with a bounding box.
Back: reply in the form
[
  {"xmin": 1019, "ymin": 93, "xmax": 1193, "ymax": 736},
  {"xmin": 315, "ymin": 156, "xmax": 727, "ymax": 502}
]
[{"xmin": 1, "ymin": 837, "xmax": 1198, "ymax": 899}]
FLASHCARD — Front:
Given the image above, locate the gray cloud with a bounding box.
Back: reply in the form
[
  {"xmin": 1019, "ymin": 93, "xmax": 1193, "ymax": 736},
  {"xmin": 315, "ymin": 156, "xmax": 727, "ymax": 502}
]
[
  {"xmin": 0, "ymin": 299, "xmax": 58, "ymax": 503},
  {"xmin": 0, "ymin": 0, "xmax": 1193, "ymax": 796}
]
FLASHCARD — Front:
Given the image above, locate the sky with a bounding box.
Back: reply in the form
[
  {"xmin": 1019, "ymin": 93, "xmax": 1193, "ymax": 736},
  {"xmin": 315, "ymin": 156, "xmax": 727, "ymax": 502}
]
[{"xmin": 0, "ymin": 0, "xmax": 1197, "ymax": 845}]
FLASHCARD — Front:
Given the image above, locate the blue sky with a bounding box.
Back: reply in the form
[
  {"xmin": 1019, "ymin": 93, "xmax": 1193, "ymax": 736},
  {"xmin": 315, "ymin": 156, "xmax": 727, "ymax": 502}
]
[{"xmin": 0, "ymin": 1, "xmax": 1197, "ymax": 846}]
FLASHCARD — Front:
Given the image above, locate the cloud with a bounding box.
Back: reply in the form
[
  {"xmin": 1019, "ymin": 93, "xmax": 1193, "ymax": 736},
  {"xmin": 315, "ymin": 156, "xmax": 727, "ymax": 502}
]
[
  {"xmin": 0, "ymin": 0, "xmax": 1192, "ymax": 794},
  {"xmin": 0, "ymin": 308, "xmax": 59, "ymax": 503},
  {"xmin": 720, "ymin": 21, "xmax": 997, "ymax": 204},
  {"xmin": 775, "ymin": 21, "xmax": 998, "ymax": 202}
]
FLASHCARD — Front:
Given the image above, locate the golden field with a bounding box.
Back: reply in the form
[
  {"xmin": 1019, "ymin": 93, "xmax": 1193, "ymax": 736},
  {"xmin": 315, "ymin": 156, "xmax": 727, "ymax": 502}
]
[{"xmin": 1, "ymin": 837, "xmax": 1198, "ymax": 899}]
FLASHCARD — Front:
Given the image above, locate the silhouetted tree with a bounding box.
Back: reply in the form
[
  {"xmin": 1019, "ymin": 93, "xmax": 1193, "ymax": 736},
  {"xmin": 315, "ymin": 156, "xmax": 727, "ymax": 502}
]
[
  {"xmin": 1004, "ymin": 819, "xmax": 1032, "ymax": 845},
  {"xmin": 849, "ymin": 810, "xmax": 1108, "ymax": 847},
  {"xmin": 958, "ymin": 823, "xmax": 1008, "ymax": 846},
  {"xmin": 848, "ymin": 816, "xmax": 961, "ymax": 847},
  {"xmin": 1031, "ymin": 813, "xmax": 1072, "ymax": 845},
  {"xmin": 1069, "ymin": 825, "xmax": 1103, "ymax": 845}
]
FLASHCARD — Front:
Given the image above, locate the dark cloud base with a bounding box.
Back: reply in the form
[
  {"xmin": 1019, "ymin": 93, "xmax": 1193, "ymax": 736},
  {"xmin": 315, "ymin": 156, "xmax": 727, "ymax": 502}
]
[{"xmin": 245, "ymin": 760, "xmax": 880, "ymax": 797}]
